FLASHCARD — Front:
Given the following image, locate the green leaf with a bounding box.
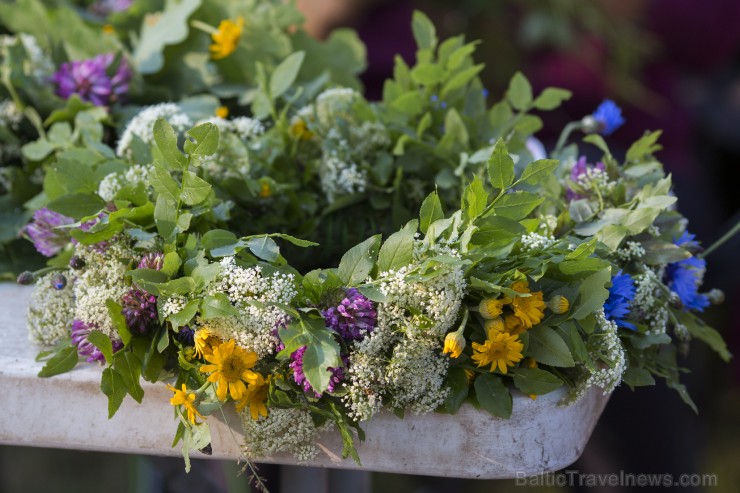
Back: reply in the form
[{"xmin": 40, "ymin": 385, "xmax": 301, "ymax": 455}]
[
  {"xmin": 130, "ymin": 268, "xmax": 169, "ymax": 293},
  {"xmin": 622, "ymin": 368, "xmax": 655, "ymax": 388},
  {"xmin": 492, "ymin": 191, "xmax": 544, "ymax": 220},
  {"xmin": 87, "ymin": 330, "xmax": 114, "ymax": 364},
  {"xmin": 441, "ymin": 64, "xmax": 484, "ymax": 97},
  {"xmin": 201, "ymin": 229, "xmax": 238, "ymax": 252},
  {"xmin": 518, "ymin": 159, "xmax": 559, "ymax": 186},
  {"xmin": 101, "ymin": 367, "xmax": 128, "ymax": 418},
  {"xmin": 419, "ymin": 191, "xmax": 444, "ymax": 234},
  {"xmin": 487, "ymin": 138, "xmax": 515, "ymax": 190},
  {"xmin": 474, "ymin": 373, "xmax": 512, "ymax": 418},
  {"xmin": 511, "ymin": 368, "xmax": 563, "ymax": 395},
  {"xmin": 246, "ymin": 236, "xmax": 280, "ymax": 262},
  {"xmin": 270, "ymin": 233, "xmax": 319, "ymax": 248},
  {"xmin": 154, "ymin": 195, "xmax": 178, "ymax": 241},
  {"xmin": 527, "ymin": 326, "xmax": 575, "ymax": 367},
  {"xmin": 149, "ymin": 165, "xmax": 181, "ymax": 203},
  {"xmin": 569, "ymin": 199, "xmax": 595, "ymax": 224},
  {"xmin": 200, "ymin": 293, "xmax": 239, "ymax": 319},
  {"xmin": 377, "ymin": 220, "xmax": 418, "ymax": 273},
  {"xmin": 47, "ymin": 193, "xmax": 105, "ymax": 220},
  {"xmin": 153, "ymin": 118, "xmax": 187, "ymax": 170},
  {"xmin": 411, "ymin": 10, "xmax": 437, "ymax": 50},
  {"xmin": 22, "ymin": 139, "xmax": 56, "ymax": 161},
  {"xmin": 640, "ymin": 240, "xmax": 691, "ymax": 265},
  {"xmin": 180, "ymin": 170, "xmax": 211, "ymax": 205},
  {"xmin": 133, "ymin": 0, "xmax": 202, "ymax": 74},
  {"xmin": 533, "ymin": 87, "xmax": 572, "ymax": 110},
  {"xmin": 463, "ymin": 175, "xmax": 488, "ymax": 220},
  {"xmin": 410, "ymin": 63, "xmax": 445, "ymax": 86},
  {"xmin": 596, "ymin": 224, "xmax": 629, "ymax": 251},
  {"xmin": 101, "ymin": 298, "xmax": 131, "ymax": 344},
  {"xmin": 337, "ymin": 235, "xmax": 381, "ymax": 285},
  {"xmin": 168, "ymin": 298, "xmax": 200, "ymax": 328},
  {"xmin": 161, "ymin": 252, "xmax": 182, "ymax": 277},
  {"xmin": 114, "ymin": 352, "xmax": 145, "ymax": 403},
  {"xmin": 270, "ymin": 51, "xmax": 305, "ymax": 99},
  {"xmin": 678, "ymin": 312, "xmax": 732, "ymax": 362},
  {"xmin": 582, "ymin": 134, "xmax": 611, "ymax": 157},
  {"xmin": 626, "ymin": 130, "xmax": 663, "ymax": 162},
  {"xmin": 571, "ymin": 268, "xmax": 611, "ymax": 320},
  {"xmin": 443, "ymin": 367, "xmax": 470, "ymax": 414},
  {"xmin": 37, "ymin": 345, "xmax": 79, "ymax": 378},
  {"xmin": 507, "ymin": 72, "xmax": 532, "ymax": 110},
  {"xmin": 299, "ymin": 318, "xmax": 342, "ymax": 393},
  {"xmin": 390, "ymin": 91, "xmax": 425, "ymax": 114},
  {"xmin": 184, "ymin": 122, "xmax": 219, "ymax": 157}
]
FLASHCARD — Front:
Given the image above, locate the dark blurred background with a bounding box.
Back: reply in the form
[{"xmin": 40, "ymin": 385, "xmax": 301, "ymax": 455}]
[{"xmin": 2, "ymin": 0, "xmax": 739, "ymax": 491}]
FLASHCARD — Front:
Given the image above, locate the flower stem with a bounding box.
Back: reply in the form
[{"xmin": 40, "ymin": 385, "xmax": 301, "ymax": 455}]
[
  {"xmin": 699, "ymin": 217, "xmax": 740, "ymax": 259},
  {"xmin": 554, "ymin": 121, "xmax": 583, "ymax": 155}
]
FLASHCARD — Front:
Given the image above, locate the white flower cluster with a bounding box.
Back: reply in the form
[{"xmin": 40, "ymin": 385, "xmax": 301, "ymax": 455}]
[
  {"xmin": 537, "ymin": 214, "xmax": 559, "ymax": 236},
  {"xmin": 27, "ymin": 273, "xmax": 76, "ymax": 345},
  {"xmin": 315, "ymin": 87, "xmax": 358, "ymax": 129},
  {"xmin": 0, "ymin": 100, "xmax": 23, "ymax": 130},
  {"xmin": 116, "ymin": 103, "xmax": 192, "ymax": 157},
  {"xmin": 586, "ymin": 309, "xmax": 626, "ymax": 395},
  {"xmin": 343, "ymin": 243, "xmax": 464, "ymax": 420},
  {"xmin": 520, "ymin": 232, "xmax": 556, "ymax": 252},
  {"xmin": 98, "ymin": 164, "xmax": 152, "ymax": 201},
  {"xmin": 73, "ymin": 240, "xmax": 134, "ymax": 340},
  {"xmin": 198, "ymin": 116, "xmax": 265, "ymax": 141},
  {"xmin": 319, "ymin": 151, "xmax": 366, "ymax": 203},
  {"xmin": 160, "ymin": 294, "xmax": 191, "ymax": 318},
  {"xmin": 240, "ymin": 407, "xmax": 329, "ymax": 461},
  {"xmin": 573, "ymin": 165, "xmax": 616, "ymax": 196},
  {"xmin": 200, "ymin": 257, "xmax": 296, "ymax": 357},
  {"xmin": 196, "ymin": 116, "xmax": 264, "ymax": 181},
  {"xmin": 616, "ymin": 241, "xmax": 646, "ymax": 262},
  {"xmin": 631, "ymin": 266, "xmax": 670, "ymax": 335}
]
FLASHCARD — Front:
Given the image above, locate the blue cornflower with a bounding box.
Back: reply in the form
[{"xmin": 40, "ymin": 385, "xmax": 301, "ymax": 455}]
[
  {"xmin": 665, "ymin": 232, "xmax": 710, "ymax": 311},
  {"xmin": 604, "ymin": 270, "xmax": 636, "ymax": 330},
  {"xmin": 591, "ymin": 99, "xmax": 625, "ymax": 135}
]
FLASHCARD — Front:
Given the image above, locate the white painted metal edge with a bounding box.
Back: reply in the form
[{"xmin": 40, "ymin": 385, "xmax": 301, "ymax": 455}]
[{"xmin": 0, "ymin": 283, "xmax": 610, "ymax": 479}]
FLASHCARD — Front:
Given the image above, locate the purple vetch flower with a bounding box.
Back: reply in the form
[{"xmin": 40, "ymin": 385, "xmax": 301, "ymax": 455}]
[
  {"xmin": 289, "ymin": 346, "xmax": 346, "ymax": 396},
  {"xmin": 176, "ymin": 326, "xmax": 195, "ymax": 346},
  {"xmin": 566, "ymin": 156, "xmax": 606, "ymax": 201},
  {"xmin": 121, "ymin": 289, "xmax": 158, "ymax": 334},
  {"xmin": 52, "ymin": 53, "xmax": 131, "ymax": 107},
  {"xmin": 322, "ymin": 288, "xmax": 377, "ymax": 342},
  {"xmin": 89, "ymin": 0, "xmax": 133, "ymax": 16},
  {"xmin": 71, "ymin": 319, "xmax": 123, "ymax": 363},
  {"xmin": 23, "ymin": 207, "xmax": 75, "ymax": 257},
  {"xmin": 138, "ymin": 252, "xmax": 164, "ymax": 270}
]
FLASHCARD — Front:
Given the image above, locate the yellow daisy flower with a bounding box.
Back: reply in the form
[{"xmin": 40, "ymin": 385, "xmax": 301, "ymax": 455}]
[
  {"xmin": 194, "ymin": 328, "xmax": 220, "ymax": 358},
  {"xmin": 215, "ymin": 105, "xmax": 229, "ymax": 119},
  {"xmin": 478, "ymin": 296, "xmax": 509, "ymax": 319},
  {"xmin": 547, "ymin": 295, "xmax": 570, "ymax": 314},
  {"xmin": 471, "ymin": 331, "xmax": 524, "ymax": 374},
  {"xmin": 509, "ymin": 281, "xmax": 546, "ymax": 329},
  {"xmin": 483, "ymin": 316, "xmax": 506, "ymax": 334},
  {"xmin": 442, "ymin": 328, "xmax": 466, "ymax": 358},
  {"xmin": 166, "ymin": 383, "xmax": 204, "ymax": 424},
  {"xmin": 503, "ymin": 313, "xmax": 527, "ymax": 335},
  {"xmin": 210, "ymin": 17, "xmax": 244, "ymax": 60},
  {"xmin": 200, "ymin": 339, "xmax": 260, "ymax": 401},
  {"xmin": 236, "ymin": 374, "xmax": 270, "ymax": 420}
]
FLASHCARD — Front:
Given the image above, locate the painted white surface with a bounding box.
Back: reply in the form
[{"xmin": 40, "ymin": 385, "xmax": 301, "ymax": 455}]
[{"xmin": 0, "ymin": 282, "xmax": 610, "ymax": 479}]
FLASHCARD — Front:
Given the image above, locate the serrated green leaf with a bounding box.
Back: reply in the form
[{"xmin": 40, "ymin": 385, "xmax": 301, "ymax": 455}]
[
  {"xmin": 101, "ymin": 367, "xmax": 127, "ymax": 418},
  {"xmin": 507, "ymin": 72, "xmax": 532, "ymax": 110},
  {"xmin": 487, "ymin": 138, "xmax": 515, "ymax": 190},
  {"xmin": 463, "ymin": 175, "xmax": 488, "ymax": 220},
  {"xmin": 37, "ymin": 345, "xmax": 79, "ymax": 378},
  {"xmin": 492, "ymin": 191, "xmax": 543, "ymax": 220},
  {"xmin": 184, "ymin": 122, "xmax": 219, "ymax": 157},
  {"xmin": 626, "ymin": 130, "xmax": 663, "ymax": 162},
  {"xmin": 527, "ymin": 326, "xmax": 575, "ymax": 368},
  {"xmin": 571, "ymin": 268, "xmax": 611, "ymax": 320},
  {"xmin": 270, "ymin": 51, "xmax": 305, "ymax": 99},
  {"xmin": 518, "ymin": 159, "xmax": 559, "ymax": 186},
  {"xmin": 337, "ymin": 235, "xmax": 381, "ymax": 285},
  {"xmin": 474, "ymin": 373, "xmax": 512, "ymax": 418}
]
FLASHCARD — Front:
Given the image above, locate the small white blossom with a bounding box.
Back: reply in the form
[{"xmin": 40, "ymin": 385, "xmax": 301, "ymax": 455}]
[
  {"xmin": 240, "ymin": 407, "xmax": 326, "ymax": 461},
  {"xmin": 520, "ymin": 232, "xmax": 556, "ymax": 252},
  {"xmin": 117, "ymin": 103, "xmax": 192, "ymax": 157},
  {"xmin": 616, "ymin": 241, "xmax": 646, "ymax": 262},
  {"xmin": 27, "ymin": 273, "xmax": 76, "ymax": 345}
]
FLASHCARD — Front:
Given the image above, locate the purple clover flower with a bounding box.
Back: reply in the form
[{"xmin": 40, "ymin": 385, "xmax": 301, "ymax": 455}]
[
  {"xmin": 176, "ymin": 326, "xmax": 195, "ymax": 346},
  {"xmin": 90, "ymin": 0, "xmax": 133, "ymax": 16},
  {"xmin": 121, "ymin": 289, "xmax": 158, "ymax": 334},
  {"xmin": 289, "ymin": 346, "xmax": 346, "ymax": 396},
  {"xmin": 52, "ymin": 54, "xmax": 131, "ymax": 107},
  {"xmin": 23, "ymin": 207, "xmax": 74, "ymax": 257},
  {"xmin": 591, "ymin": 99, "xmax": 625, "ymax": 136},
  {"xmin": 322, "ymin": 288, "xmax": 377, "ymax": 342},
  {"xmin": 138, "ymin": 252, "xmax": 164, "ymax": 270},
  {"xmin": 566, "ymin": 156, "xmax": 606, "ymax": 201},
  {"xmin": 71, "ymin": 319, "xmax": 123, "ymax": 363}
]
